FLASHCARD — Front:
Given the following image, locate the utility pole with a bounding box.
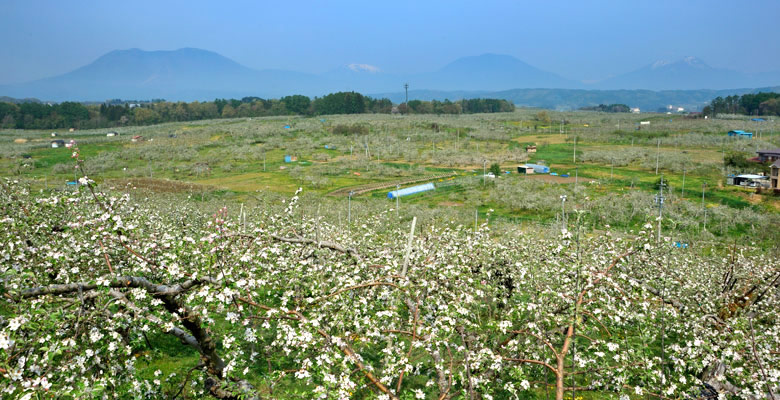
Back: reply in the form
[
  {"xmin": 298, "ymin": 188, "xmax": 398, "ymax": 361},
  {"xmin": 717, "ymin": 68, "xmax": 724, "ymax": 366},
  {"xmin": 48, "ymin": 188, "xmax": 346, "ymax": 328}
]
[
  {"xmin": 573, "ymin": 136, "xmax": 577, "ymax": 163},
  {"xmin": 560, "ymin": 195, "xmax": 567, "ymax": 229},
  {"xmin": 348, "ymin": 191, "xmax": 354, "ymax": 225},
  {"xmin": 681, "ymin": 168, "xmax": 686, "ymax": 198},
  {"xmin": 396, "ymin": 184, "xmax": 400, "ymax": 218},
  {"xmin": 655, "ymin": 139, "xmax": 660, "ymax": 175},
  {"xmin": 701, "ymin": 182, "xmax": 707, "ymax": 229},
  {"xmin": 654, "ymin": 175, "xmax": 665, "ymax": 244},
  {"xmin": 404, "ymin": 83, "xmax": 409, "ymax": 105},
  {"xmin": 703, "ymin": 209, "xmax": 708, "ymax": 231},
  {"xmin": 575, "ymin": 167, "xmax": 578, "ymax": 191},
  {"xmin": 483, "ymin": 159, "xmax": 487, "ymax": 186}
]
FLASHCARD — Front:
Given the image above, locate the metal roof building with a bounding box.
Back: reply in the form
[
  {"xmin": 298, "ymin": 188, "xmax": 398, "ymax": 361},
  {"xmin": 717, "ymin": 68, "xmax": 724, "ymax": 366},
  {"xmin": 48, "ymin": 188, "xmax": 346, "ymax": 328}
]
[{"xmin": 728, "ymin": 130, "xmax": 753, "ymax": 138}]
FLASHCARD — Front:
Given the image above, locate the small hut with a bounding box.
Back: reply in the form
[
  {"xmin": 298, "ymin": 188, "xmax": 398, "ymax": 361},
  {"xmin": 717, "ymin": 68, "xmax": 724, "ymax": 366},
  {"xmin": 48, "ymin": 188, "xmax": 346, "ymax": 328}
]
[
  {"xmin": 525, "ymin": 145, "xmax": 537, "ymax": 153},
  {"xmin": 131, "ymin": 135, "xmax": 144, "ymax": 142},
  {"xmin": 51, "ymin": 140, "xmax": 65, "ymax": 148},
  {"xmin": 517, "ymin": 165, "xmax": 535, "ymax": 174}
]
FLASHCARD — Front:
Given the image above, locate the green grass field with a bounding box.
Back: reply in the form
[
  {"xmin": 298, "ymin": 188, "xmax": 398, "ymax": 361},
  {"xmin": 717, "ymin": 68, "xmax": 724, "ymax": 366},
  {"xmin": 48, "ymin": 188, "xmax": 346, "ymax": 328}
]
[{"xmin": 1, "ymin": 109, "xmax": 778, "ymax": 243}]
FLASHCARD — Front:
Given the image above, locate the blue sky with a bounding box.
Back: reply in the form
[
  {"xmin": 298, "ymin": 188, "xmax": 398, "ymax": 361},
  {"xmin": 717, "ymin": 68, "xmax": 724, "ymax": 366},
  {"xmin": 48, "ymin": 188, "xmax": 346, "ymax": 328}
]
[{"xmin": 1, "ymin": 0, "xmax": 778, "ymax": 85}]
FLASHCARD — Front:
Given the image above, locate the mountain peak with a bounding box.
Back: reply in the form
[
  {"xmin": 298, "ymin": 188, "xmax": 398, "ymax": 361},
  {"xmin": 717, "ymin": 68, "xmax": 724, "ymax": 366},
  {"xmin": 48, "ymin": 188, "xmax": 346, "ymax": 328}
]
[
  {"xmin": 432, "ymin": 53, "xmax": 574, "ymax": 90},
  {"xmin": 599, "ymin": 56, "xmax": 756, "ymax": 90},
  {"xmin": 651, "ymin": 60, "xmax": 671, "ymax": 69},
  {"xmin": 682, "ymin": 55, "xmax": 701, "ymax": 63},
  {"xmin": 650, "ymin": 56, "xmax": 710, "ymax": 70}
]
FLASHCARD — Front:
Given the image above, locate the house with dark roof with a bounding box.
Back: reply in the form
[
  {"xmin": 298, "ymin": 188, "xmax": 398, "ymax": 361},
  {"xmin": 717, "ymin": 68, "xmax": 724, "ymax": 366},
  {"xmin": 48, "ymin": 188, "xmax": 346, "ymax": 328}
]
[{"xmin": 757, "ymin": 149, "xmax": 780, "ymax": 163}]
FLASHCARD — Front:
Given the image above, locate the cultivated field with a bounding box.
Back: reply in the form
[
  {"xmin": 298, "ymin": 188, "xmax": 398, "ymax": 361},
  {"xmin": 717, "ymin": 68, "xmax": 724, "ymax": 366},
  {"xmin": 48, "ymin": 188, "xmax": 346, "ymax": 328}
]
[
  {"xmin": 1, "ymin": 110, "xmax": 779, "ymax": 399},
  {"xmin": 1, "ymin": 109, "xmax": 778, "ymax": 242}
]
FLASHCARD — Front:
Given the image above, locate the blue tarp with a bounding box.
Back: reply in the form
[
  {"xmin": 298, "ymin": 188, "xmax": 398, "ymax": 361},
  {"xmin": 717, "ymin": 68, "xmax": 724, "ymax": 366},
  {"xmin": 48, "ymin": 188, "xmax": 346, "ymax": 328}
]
[
  {"xmin": 284, "ymin": 155, "xmax": 292, "ymax": 162},
  {"xmin": 525, "ymin": 163, "xmax": 550, "ymax": 173},
  {"xmin": 388, "ymin": 183, "xmax": 435, "ymax": 199},
  {"xmin": 752, "ymin": 118, "xmax": 765, "ymax": 122}
]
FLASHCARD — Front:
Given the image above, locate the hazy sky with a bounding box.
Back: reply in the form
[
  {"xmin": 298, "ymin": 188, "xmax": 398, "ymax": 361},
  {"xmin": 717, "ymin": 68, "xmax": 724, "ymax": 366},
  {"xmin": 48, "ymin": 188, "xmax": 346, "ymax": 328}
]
[{"xmin": 1, "ymin": 0, "xmax": 778, "ymax": 85}]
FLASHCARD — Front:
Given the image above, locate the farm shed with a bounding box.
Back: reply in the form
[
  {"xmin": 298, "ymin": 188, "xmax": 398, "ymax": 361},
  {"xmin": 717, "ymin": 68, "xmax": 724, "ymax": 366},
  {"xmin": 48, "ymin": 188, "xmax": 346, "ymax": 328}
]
[
  {"xmin": 284, "ymin": 155, "xmax": 298, "ymax": 163},
  {"xmin": 517, "ymin": 165, "xmax": 535, "ymax": 174},
  {"xmin": 731, "ymin": 174, "xmax": 768, "ymax": 187},
  {"xmin": 106, "ymin": 131, "xmax": 119, "ymax": 137},
  {"xmin": 525, "ymin": 145, "xmax": 537, "ymax": 153},
  {"xmin": 728, "ymin": 130, "xmax": 753, "ymax": 139},
  {"xmin": 131, "ymin": 135, "xmax": 144, "ymax": 142},
  {"xmin": 525, "ymin": 163, "xmax": 550, "ymax": 174},
  {"xmin": 387, "ymin": 183, "xmax": 435, "ymax": 199},
  {"xmin": 770, "ymin": 160, "xmax": 780, "ymax": 189},
  {"xmin": 51, "ymin": 132, "xmax": 58, "ymax": 137},
  {"xmin": 51, "ymin": 140, "xmax": 65, "ymax": 148},
  {"xmin": 757, "ymin": 149, "xmax": 780, "ymax": 162}
]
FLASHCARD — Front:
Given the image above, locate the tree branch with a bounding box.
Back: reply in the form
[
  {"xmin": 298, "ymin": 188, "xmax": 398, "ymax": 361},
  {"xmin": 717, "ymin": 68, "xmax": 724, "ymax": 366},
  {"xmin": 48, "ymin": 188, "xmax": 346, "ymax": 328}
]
[
  {"xmin": 108, "ymin": 289, "xmax": 201, "ymax": 350},
  {"xmin": 270, "ymin": 234, "xmax": 361, "ymax": 260},
  {"xmin": 20, "ymin": 276, "xmax": 216, "ymax": 299}
]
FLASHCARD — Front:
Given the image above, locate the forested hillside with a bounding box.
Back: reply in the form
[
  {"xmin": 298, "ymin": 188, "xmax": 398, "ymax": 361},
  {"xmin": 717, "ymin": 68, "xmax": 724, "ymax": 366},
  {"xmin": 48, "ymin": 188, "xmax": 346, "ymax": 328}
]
[{"xmin": 0, "ymin": 93, "xmax": 513, "ymax": 130}]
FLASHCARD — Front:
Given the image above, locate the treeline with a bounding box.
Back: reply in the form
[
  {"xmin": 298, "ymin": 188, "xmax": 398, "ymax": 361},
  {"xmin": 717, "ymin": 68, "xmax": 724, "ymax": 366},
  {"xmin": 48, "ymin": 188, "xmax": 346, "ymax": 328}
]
[
  {"xmin": 579, "ymin": 103, "xmax": 630, "ymax": 113},
  {"xmin": 404, "ymin": 98, "xmax": 514, "ymax": 114},
  {"xmin": 0, "ymin": 92, "xmax": 514, "ymax": 130},
  {"xmin": 703, "ymin": 92, "xmax": 780, "ymax": 116}
]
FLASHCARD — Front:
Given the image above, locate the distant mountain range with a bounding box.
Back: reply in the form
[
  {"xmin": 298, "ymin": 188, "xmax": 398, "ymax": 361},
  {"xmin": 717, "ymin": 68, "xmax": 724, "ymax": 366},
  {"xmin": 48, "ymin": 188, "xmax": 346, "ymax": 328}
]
[
  {"xmin": 1, "ymin": 48, "xmax": 778, "ymax": 109},
  {"xmin": 599, "ymin": 56, "xmax": 780, "ymax": 90}
]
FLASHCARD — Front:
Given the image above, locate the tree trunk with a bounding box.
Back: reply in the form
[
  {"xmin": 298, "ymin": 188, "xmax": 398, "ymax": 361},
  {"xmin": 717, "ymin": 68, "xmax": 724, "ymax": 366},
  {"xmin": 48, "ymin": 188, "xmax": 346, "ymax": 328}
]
[{"xmin": 556, "ymin": 356, "xmax": 565, "ymax": 400}]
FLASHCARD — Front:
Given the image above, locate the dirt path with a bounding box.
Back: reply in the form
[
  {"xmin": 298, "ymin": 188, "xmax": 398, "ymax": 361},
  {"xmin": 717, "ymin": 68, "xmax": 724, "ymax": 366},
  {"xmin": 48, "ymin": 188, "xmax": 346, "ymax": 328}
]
[
  {"xmin": 327, "ymin": 172, "xmax": 458, "ymax": 196},
  {"xmin": 522, "ymin": 174, "xmax": 579, "ymax": 183}
]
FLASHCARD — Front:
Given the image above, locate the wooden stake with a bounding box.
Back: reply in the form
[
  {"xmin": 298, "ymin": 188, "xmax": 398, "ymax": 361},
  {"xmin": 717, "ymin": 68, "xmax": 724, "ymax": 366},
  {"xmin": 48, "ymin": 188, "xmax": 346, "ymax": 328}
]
[{"xmin": 400, "ymin": 217, "xmax": 417, "ymax": 277}]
